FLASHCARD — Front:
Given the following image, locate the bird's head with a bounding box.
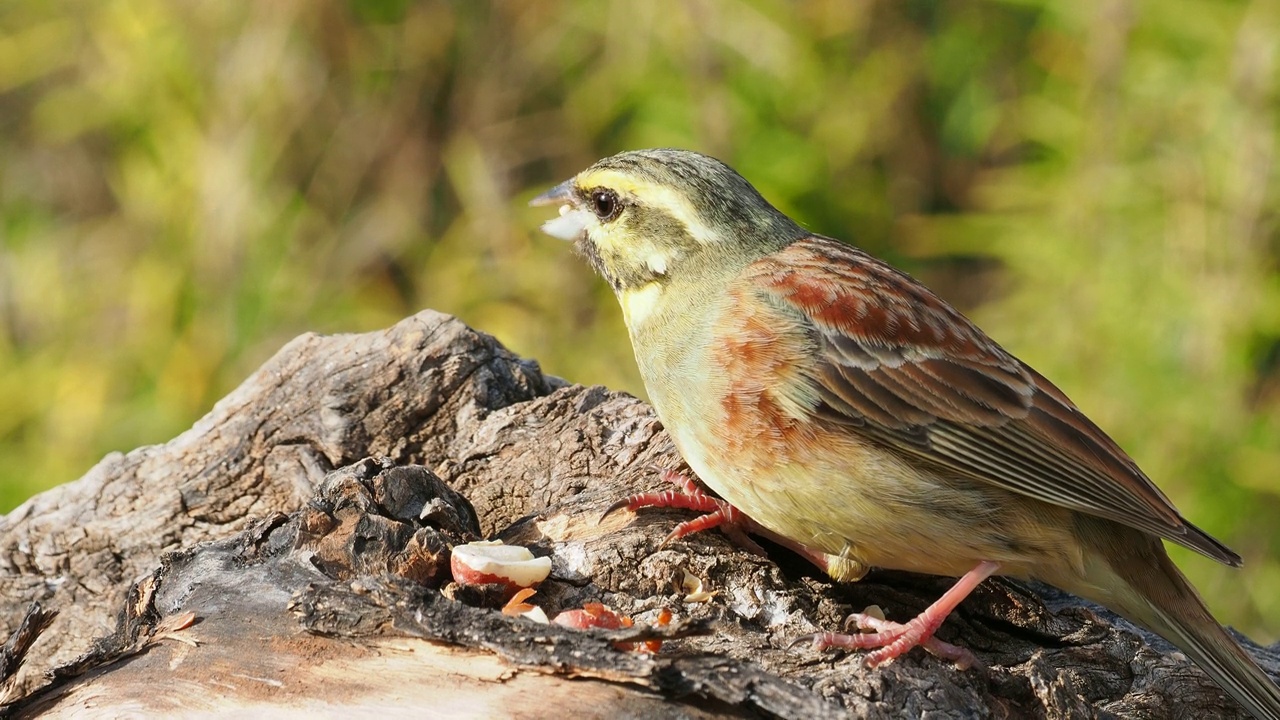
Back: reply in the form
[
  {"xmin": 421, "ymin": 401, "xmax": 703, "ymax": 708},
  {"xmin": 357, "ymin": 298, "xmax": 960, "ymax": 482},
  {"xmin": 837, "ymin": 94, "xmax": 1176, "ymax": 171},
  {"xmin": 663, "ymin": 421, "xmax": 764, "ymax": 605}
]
[{"xmin": 530, "ymin": 149, "xmax": 805, "ymax": 293}]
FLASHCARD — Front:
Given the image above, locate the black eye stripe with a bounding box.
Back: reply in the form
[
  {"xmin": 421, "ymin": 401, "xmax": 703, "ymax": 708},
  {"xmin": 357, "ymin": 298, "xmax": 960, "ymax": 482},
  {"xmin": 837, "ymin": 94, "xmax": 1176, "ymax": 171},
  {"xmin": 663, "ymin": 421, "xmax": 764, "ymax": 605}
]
[{"xmin": 588, "ymin": 189, "xmax": 622, "ymax": 222}]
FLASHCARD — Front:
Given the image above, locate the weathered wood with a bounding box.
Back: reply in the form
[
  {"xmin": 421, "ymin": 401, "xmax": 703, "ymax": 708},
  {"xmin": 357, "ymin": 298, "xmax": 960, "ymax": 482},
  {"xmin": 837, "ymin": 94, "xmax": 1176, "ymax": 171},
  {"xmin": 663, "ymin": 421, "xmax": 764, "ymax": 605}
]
[{"xmin": 1, "ymin": 310, "xmax": 1276, "ymax": 718}]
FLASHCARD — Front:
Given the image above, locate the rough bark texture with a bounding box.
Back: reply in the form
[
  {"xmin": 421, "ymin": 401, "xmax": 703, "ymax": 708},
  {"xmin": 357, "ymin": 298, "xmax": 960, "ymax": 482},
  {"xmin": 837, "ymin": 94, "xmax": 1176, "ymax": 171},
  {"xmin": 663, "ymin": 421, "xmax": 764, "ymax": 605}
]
[{"xmin": 1, "ymin": 310, "xmax": 1276, "ymax": 718}]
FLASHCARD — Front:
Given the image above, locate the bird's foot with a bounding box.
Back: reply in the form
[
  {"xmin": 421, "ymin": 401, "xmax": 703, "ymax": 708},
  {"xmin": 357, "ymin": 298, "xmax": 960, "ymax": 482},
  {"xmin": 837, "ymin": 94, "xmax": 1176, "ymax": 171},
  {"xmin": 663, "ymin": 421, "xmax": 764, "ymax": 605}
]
[
  {"xmin": 603, "ymin": 469, "xmax": 770, "ymax": 556},
  {"xmin": 604, "ymin": 470, "xmax": 850, "ymax": 573},
  {"xmin": 804, "ymin": 560, "xmax": 1000, "ymax": 670},
  {"xmin": 808, "ymin": 612, "xmax": 979, "ymax": 669}
]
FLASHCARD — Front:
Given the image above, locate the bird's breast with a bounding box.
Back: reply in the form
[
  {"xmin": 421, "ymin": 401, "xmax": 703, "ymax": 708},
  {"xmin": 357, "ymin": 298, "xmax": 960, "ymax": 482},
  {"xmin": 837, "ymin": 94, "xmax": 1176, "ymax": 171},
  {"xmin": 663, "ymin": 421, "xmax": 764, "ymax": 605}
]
[
  {"xmin": 631, "ymin": 283, "xmax": 841, "ymax": 538},
  {"xmin": 628, "ymin": 282, "xmax": 1080, "ymax": 580}
]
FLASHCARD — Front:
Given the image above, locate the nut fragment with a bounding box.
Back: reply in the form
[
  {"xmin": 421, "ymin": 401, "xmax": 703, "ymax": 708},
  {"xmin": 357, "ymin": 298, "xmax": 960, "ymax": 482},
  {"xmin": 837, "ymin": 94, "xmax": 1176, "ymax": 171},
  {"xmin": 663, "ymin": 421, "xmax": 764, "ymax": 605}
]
[
  {"xmin": 450, "ymin": 540, "xmax": 552, "ymax": 595},
  {"xmin": 552, "ymin": 604, "xmax": 673, "ymax": 653},
  {"xmin": 502, "ymin": 588, "xmax": 549, "ymax": 624},
  {"xmin": 552, "ymin": 603, "xmax": 630, "ymax": 631},
  {"xmin": 642, "ymin": 608, "xmax": 673, "ymax": 653},
  {"xmin": 680, "ymin": 569, "xmax": 716, "ymax": 603}
]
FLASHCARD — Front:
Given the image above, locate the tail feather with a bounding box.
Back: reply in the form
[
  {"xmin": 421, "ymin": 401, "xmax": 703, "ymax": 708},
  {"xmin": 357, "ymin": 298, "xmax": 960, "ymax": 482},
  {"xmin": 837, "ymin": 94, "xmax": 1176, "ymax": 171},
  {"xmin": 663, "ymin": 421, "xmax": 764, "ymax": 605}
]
[
  {"xmin": 1076, "ymin": 524, "xmax": 1280, "ymax": 720},
  {"xmin": 1140, "ymin": 599, "xmax": 1280, "ymax": 720}
]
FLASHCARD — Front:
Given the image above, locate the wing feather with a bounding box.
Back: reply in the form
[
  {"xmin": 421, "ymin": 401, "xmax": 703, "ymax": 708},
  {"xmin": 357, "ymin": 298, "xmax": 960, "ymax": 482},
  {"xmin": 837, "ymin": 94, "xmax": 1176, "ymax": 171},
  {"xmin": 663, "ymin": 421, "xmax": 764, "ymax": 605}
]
[{"xmin": 752, "ymin": 236, "xmax": 1239, "ymax": 566}]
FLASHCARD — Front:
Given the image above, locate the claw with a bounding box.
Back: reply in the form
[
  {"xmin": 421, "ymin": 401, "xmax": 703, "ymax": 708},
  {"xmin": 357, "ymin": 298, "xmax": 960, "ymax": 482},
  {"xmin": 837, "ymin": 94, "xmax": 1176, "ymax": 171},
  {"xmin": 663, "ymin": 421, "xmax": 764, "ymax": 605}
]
[
  {"xmin": 606, "ymin": 470, "xmax": 832, "ymax": 563},
  {"xmin": 600, "ymin": 497, "xmax": 635, "ymax": 523},
  {"xmin": 788, "ymin": 633, "xmax": 821, "ymax": 651},
  {"xmin": 801, "ymin": 561, "xmax": 999, "ymax": 669},
  {"xmin": 602, "ymin": 470, "xmax": 766, "ymax": 552},
  {"xmin": 805, "ymin": 617, "xmax": 979, "ymax": 669}
]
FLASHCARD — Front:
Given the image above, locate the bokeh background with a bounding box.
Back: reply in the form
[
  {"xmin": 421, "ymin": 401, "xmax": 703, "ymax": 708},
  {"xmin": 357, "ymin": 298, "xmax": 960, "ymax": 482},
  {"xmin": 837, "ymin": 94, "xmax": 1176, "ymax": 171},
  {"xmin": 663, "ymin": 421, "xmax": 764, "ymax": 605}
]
[{"xmin": 1, "ymin": 1, "xmax": 1277, "ymax": 638}]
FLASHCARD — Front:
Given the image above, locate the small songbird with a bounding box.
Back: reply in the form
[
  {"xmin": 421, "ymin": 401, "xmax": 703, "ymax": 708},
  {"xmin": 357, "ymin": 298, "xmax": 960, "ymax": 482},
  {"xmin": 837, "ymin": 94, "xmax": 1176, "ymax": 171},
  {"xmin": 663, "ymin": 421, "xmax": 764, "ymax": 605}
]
[{"xmin": 531, "ymin": 148, "xmax": 1280, "ymax": 719}]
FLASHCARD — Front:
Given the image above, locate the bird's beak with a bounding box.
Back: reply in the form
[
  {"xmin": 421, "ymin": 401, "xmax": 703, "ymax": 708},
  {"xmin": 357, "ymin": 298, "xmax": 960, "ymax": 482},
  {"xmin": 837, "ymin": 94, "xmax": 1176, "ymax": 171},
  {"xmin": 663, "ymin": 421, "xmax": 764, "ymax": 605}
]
[
  {"xmin": 530, "ymin": 180, "xmax": 591, "ymax": 242},
  {"xmin": 529, "ymin": 180, "xmax": 576, "ymax": 208}
]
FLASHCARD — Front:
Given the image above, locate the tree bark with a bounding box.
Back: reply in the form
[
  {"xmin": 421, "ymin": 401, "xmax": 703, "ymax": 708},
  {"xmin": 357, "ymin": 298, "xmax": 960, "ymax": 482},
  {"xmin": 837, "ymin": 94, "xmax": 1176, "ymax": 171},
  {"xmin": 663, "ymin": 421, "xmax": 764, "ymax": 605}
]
[{"xmin": 1, "ymin": 310, "xmax": 1276, "ymax": 718}]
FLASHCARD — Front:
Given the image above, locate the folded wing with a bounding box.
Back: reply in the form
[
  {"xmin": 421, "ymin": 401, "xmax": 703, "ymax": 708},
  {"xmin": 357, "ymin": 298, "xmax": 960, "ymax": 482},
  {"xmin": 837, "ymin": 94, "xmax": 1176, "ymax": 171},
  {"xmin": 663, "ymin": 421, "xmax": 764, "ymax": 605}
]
[{"xmin": 751, "ymin": 236, "xmax": 1239, "ymax": 566}]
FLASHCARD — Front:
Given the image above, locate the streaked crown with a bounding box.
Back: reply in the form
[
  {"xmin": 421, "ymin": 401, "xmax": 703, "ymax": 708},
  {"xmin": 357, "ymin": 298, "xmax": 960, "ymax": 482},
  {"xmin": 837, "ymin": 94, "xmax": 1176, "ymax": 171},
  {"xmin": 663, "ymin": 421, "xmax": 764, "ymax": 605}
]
[{"xmin": 532, "ymin": 149, "xmax": 804, "ymax": 291}]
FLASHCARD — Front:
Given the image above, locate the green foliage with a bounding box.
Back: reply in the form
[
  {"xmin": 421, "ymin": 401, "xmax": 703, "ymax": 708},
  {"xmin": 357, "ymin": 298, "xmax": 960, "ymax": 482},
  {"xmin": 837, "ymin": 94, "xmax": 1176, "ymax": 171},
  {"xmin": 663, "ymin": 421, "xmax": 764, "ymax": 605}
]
[{"xmin": 1, "ymin": 0, "xmax": 1277, "ymax": 636}]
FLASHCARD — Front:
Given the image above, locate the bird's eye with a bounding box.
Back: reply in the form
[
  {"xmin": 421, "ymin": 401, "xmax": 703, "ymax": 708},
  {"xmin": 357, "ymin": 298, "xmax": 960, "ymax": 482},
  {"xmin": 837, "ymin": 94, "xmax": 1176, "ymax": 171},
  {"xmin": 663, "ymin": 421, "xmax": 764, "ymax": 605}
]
[{"xmin": 589, "ymin": 189, "xmax": 621, "ymax": 221}]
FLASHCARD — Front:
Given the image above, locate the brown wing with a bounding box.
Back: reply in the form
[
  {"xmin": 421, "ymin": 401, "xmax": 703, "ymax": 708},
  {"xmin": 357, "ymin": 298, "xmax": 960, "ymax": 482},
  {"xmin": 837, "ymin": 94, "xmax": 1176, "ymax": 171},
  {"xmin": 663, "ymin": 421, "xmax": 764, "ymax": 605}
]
[{"xmin": 750, "ymin": 235, "xmax": 1239, "ymax": 566}]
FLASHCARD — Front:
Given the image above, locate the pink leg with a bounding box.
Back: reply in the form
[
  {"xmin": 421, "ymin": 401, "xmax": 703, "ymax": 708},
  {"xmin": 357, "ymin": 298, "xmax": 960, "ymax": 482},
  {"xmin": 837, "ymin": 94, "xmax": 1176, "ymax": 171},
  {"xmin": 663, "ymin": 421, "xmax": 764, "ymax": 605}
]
[
  {"xmin": 603, "ymin": 469, "xmax": 744, "ymax": 538},
  {"xmin": 604, "ymin": 470, "xmax": 844, "ymax": 571},
  {"xmin": 606, "ymin": 471, "xmax": 844, "ymax": 573},
  {"xmin": 603, "ymin": 470, "xmax": 769, "ymax": 556},
  {"xmin": 844, "ymin": 613, "xmax": 980, "ymax": 669},
  {"xmin": 810, "ymin": 560, "xmax": 1000, "ymax": 668}
]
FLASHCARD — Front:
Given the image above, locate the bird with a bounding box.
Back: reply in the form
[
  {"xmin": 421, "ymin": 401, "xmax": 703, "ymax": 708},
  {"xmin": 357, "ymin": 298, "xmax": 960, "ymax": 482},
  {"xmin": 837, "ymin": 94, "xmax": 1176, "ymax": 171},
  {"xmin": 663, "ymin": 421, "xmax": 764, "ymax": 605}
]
[{"xmin": 530, "ymin": 148, "xmax": 1280, "ymax": 719}]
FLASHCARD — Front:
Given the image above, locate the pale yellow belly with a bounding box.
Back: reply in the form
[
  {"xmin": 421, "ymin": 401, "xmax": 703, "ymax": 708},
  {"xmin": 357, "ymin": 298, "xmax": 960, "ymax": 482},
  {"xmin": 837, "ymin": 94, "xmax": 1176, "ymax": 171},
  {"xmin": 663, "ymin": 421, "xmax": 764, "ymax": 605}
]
[
  {"xmin": 666, "ymin": 416, "xmax": 1083, "ymax": 583},
  {"xmin": 626, "ymin": 282, "xmax": 1082, "ymax": 585}
]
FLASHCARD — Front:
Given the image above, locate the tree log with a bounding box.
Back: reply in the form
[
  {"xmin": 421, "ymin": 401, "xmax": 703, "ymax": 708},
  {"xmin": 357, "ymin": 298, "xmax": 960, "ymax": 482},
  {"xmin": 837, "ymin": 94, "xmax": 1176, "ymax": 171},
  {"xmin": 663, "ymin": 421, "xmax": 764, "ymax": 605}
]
[{"xmin": 1, "ymin": 310, "xmax": 1276, "ymax": 718}]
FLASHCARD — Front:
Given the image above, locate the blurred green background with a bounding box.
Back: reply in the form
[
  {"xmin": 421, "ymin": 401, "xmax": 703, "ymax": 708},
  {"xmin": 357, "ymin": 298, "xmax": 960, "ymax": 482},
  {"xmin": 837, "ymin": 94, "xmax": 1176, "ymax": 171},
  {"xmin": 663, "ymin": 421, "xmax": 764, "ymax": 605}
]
[{"xmin": 1, "ymin": 1, "xmax": 1278, "ymax": 638}]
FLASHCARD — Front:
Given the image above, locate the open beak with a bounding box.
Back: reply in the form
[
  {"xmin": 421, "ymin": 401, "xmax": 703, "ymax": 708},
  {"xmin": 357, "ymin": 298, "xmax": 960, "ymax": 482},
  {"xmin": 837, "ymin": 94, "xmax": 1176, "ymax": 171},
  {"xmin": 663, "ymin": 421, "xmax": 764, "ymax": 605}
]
[
  {"xmin": 529, "ymin": 180, "xmax": 576, "ymax": 208},
  {"xmin": 530, "ymin": 180, "xmax": 591, "ymax": 241}
]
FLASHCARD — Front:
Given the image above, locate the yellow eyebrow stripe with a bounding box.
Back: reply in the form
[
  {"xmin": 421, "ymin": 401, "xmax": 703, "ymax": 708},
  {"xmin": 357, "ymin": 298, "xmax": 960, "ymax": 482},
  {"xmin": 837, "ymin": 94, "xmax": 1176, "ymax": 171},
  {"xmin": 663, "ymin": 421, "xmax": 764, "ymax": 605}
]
[{"xmin": 575, "ymin": 169, "xmax": 719, "ymax": 245}]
